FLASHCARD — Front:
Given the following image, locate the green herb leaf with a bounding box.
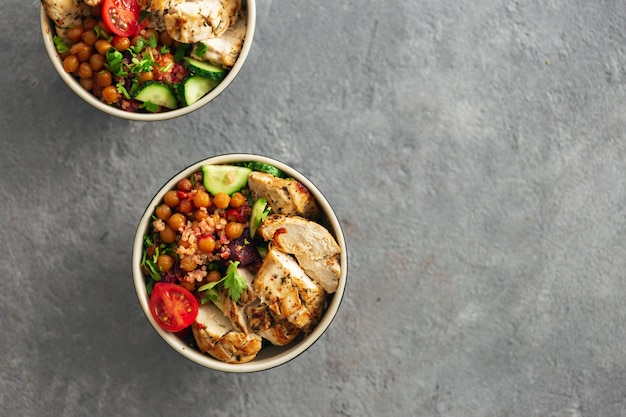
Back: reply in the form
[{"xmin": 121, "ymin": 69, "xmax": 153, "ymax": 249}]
[
  {"xmin": 222, "ymin": 261, "xmax": 247, "ymax": 302},
  {"xmin": 197, "ymin": 261, "xmax": 247, "ymax": 302},
  {"xmin": 194, "ymin": 42, "xmax": 207, "ymax": 58},
  {"xmin": 53, "ymin": 36, "xmax": 69, "ymax": 53},
  {"xmin": 142, "ymin": 101, "xmax": 160, "ymax": 112},
  {"xmin": 116, "ymin": 82, "xmax": 131, "ymax": 99},
  {"xmin": 174, "ymin": 43, "xmax": 190, "ymax": 63},
  {"xmin": 94, "ymin": 25, "xmax": 111, "ymax": 41},
  {"xmin": 130, "ymin": 38, "xmax": 145, "ymax": 54},
  {"xmin": 105, "ymin": 48, "xmax": 128, "ymax": 76},
  {"xmin": 147, "ymin": 33, "xmax": 158, "ymax": 49}
]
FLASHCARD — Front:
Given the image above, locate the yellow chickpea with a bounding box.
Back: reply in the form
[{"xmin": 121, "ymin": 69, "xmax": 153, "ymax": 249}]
[
  {"xmin": 213, "ymin": 192, "xmax": 230, "ymax": 209},
  {"xmin": 229, "ymin": 192, "xmax": 246, "ymax": 208}
]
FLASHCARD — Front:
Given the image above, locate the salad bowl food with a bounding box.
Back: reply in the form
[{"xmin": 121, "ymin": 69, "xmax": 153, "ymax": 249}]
[
  {"xmin": 40, "ymin": 0, "xmax": 255, "ymax": 121},
  {"xmin": 132, "ymin": 154, "xmax": 348, "ymax": 372}
]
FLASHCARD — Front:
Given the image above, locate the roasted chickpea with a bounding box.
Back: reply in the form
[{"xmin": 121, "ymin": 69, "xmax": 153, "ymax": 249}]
[
  {"xmin": 66, "ymin": 26, "xmax": 84, "ymax": 43},
  {"xmin": 159, "ymin": 225, "xmax": 177, "ymax": 244},
  {"xmin": 83, "ymin": 17, "xmax": 97, "ymax": 31},
  {"xmin": 177, "ymin": 237, "xmax": 191, "ymax": 249},
  {"xmin": 206, "ymin": 269, "xmax": 222, "ymax": 283},
  {"xmin": 155, "ymin": 203, "xmax": 172, "ymax": 220},
  {"xmin": 225, "ymin": 222, "xmax": 244, "ymax": 240},
  {"xmin": 177, "ymin": 178, "xmax": 193, "ymax": 192},
  {"xmin": 156, "ymin": 254, "xmax": 174, "ymax": 272},
  {"xmin": 139, "ymin": 71, "xmax": 154, "ymax": 84},
  {"xmin": 198, "ymin": 236, "xmax": 216, "ymax": 253},
  {"xmin": 101, "ymin": 85, "xmax": 120, "ymax": 103},
  {"xmin": 95, "ymin": 39, "xmax": 112, "ymax": 55},
  {"xmin": 167, "ymin": 213, "xmax": 187, "ymax": 231},
  {"xmin": 62, "ymin": 54, "xmax": 79, "ymax": 73},
  {"xmin": 178, "ymin": 199, "xmax": 194, "ymax": 214},
  {"xmin": 229, "ymin": 192, "xmax": 246, "ymax": 208},
  {"xmin": 81, "ymin": 30, "xmax": 98, "ymax": 46},
  {"xmin": 179, "ymin": 257, "xmax": 197, "ymax": 272},
  {"xmin": 195, "ymin": 209, "xmax": 209, "ymax": 222},
  {"xmin": 163, "ymin": 190, "xmax": 180, "ymax": 207},
  {"xmin": 111, "ymin": 36, "xmax": 130, "ymax": 52},
  {"xmin": 79, "ymin": 77, "xmax": 94, "ymax": 91},
  {"xmin": 95, "ymin": 69, "xmax": 112, "ymax": 87},
  {"xmin": 193, "ymin": 190, "xmax": 210, "ymax": 208},
  {"xmin": 69, "ymin": 42, "xmax": 92, "ymax": 62},
  {"xmin": 77, "ymin": 62, "xmax": 93, "ymax": 79},
  {"xmin": 89, "ymin": 53, "xmax": 105, "ymax": 71},
  {"xmin": 213, "ymin": 192, "xmax": 230, "ymax": 209}
]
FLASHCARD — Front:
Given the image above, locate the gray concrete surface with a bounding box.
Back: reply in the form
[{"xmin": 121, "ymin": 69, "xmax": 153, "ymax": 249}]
[{"xmin": 2, "ymin": 0, "xmax": 626, "ymax": 415}]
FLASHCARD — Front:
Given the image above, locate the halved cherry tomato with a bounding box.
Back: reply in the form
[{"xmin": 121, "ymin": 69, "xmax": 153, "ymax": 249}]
[
  {"xmin": 149, "ymin": 283, "xmax": 198, "ymax": 332},
  {"xmin": 101, "ymin": 0, "xmax": 140, "ymax": 37}
]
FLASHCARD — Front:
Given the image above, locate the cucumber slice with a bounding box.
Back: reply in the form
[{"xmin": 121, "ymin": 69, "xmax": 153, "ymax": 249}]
[
  {"xmin": 134, "ymin": 82, "xmax": 178, "ymax": 109},
  {"xmin": 249, "ymin": 198, "xmax": 270, "ymax": 238},
  {"xmin": 180, "ymin": 76, "xmax": 220, "ymax": 106},
  {"xmin": 235, "ymin": 161, "xmax": 285, "ymax": 178},
  {"xmin": 202, "ymin": 165, "xmax": 252, "ymax": 196},
  {"xmin": 182, "ymin": 57, "xmax": 227, "ymax": 80}
]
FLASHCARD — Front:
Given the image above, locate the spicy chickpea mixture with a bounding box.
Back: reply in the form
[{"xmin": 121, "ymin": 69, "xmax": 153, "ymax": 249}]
[
  {"xmin": 143, "ymin": 172, "xmax": 256, "ymax": 293},
  {"xmin": 55, "ymin": 10, "xmax": 192, "ymax": 112}
]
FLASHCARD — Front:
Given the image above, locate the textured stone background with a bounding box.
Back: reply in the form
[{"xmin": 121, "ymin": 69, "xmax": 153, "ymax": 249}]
[{"xmin": 3, "ymin": 0, "xmax": 626, "ymax": 416}]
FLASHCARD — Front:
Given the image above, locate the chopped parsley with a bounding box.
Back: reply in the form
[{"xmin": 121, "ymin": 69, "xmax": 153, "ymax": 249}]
[
  {"xmin": 194, "ymin": 42, "xmax": 207, "ymax": 58},
  {"xmin": 197, "ymin": 261, "xmax": 247, "ymax": 302},
  {"xmin": 53, "ymin": 36, "xmax": 69, "ymax": 54}
]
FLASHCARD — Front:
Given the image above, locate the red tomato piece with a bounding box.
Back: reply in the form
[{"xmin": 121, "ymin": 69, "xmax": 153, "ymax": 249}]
[
  {"xmin": 101, "ymin": 0, "xmax": 140, "ymax": 37},
  {"xmin": 149, "ymin": 283, "xmax": 198, "ymax": 332}
]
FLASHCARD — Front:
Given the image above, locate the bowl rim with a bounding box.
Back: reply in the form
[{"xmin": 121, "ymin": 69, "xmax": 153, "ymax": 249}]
[
  {"xmin": 40, "ymin": 0, "xmax": 256, "ymax": 121},
  {"xmin": 131, "ymin": 153, "xmax": 348, "ymax": 372}
]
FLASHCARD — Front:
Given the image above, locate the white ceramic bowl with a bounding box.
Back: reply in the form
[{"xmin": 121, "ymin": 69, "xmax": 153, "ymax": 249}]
[
  {"xmin": 132, "ymin": 154, "xmax": 348, "ymax": 372},
  {"xmin": 40, "ymin": 1, "xmax": 255, "ymax": 121}
]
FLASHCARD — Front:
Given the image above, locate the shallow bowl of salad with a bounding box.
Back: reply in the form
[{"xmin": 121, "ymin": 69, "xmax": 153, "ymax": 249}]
[
  {"xmin": 40, "ymin": 0, "xmax": 255, "ymax": 121},
  {"xmin": 132, "ymin": 154, "xmax": 348, "ymax": 372}
]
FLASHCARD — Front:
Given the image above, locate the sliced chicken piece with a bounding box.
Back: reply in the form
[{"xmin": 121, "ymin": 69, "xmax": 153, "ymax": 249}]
[
  {"xmin": 246, "ymin": 301, "xmax": 301, "ymax": 346},
  {"xmin": 248, "ymin": 172, "xmax": 321, "ymax": 219},
  {"xmin": 218, "ymin": 267, "xmax": 257, "ymax": 333},
  {"xmin": 191, "ymin": 15, "xmax": 246, "ymax": 68},
  {"xmin": 220, "ymin": 267, "xmax": 303, "ymax": 345},
  {"xmin": 192, "ymin": 302, "xmax": 262, "ymax": 363},
  {"xmin": 253, "ymin": 248, "xmax": 318, "ymax": 331},
  {"xmin": 162, "ymin": 0, "xmax": 241, "ymax": 44},
  {"xmin": 42, "ymin": 0, "xmax": 91, "ymax": 28},
  {"xmin": 258, "ymin": 215, "xmax": 341, "ymax": 294},
  {"xmin": 289, "ymin": 263, "xmax": 327, "ymax": 323}
]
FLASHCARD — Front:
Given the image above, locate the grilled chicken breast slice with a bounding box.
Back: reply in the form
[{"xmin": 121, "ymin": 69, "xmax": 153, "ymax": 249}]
[
  {"xmin": 192, "ymin": 302, "xmax": 262, "ymax": 363},
  {"xmin": 258, "ymin": 214, "xmax": 341, "ymax": 293},
  {"xmin": 218, "ymin": 267, "xmax": 257, "ymax": 333},
  {"xmin": 42, "ymin": 0, "xmax": 91, "ymax": 28},
  {"xmin": 248, "ymin": 172, "xmax": 321, "ymax": 219},
  {"xmin": 246, "ymin": 301, "xmax": 301, "ymax": 346},
  {"xmin": 254, "ymin": 247, "xmax": 320, "ymax": 331},
  {"xmin": 220, "ymin": 267, "xmax": 303, "ymax": 345},
  {"xmin": 162, "ymin": 0, "xmax": 241, "ymax": 43},
  {"xmin": 191, "ymin": 15, "xmax": 246, "ymax": 68}
]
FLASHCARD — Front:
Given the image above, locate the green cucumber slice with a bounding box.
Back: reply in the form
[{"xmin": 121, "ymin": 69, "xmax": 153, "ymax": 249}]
[
  {"xmin": 180, "ymin": 76, "xmax": 220, "ymax": 106},
  {"xmin": 249, "ymin": 198, "xmax": 270, "ymax": 238},
  {"xmin": 134, "ymin": 82, "xmax": 178, "ymax": 109},
  {"xmin": 182, "ymin": 57, "xmax": 227, "ymax": 80},
  {"xmin": 202, "ymin": 165, "xmax": 252, "ymax": 196},
  {"xmin": 235, "ymin": 161, "xmax": 285, "ymax": 178}
]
